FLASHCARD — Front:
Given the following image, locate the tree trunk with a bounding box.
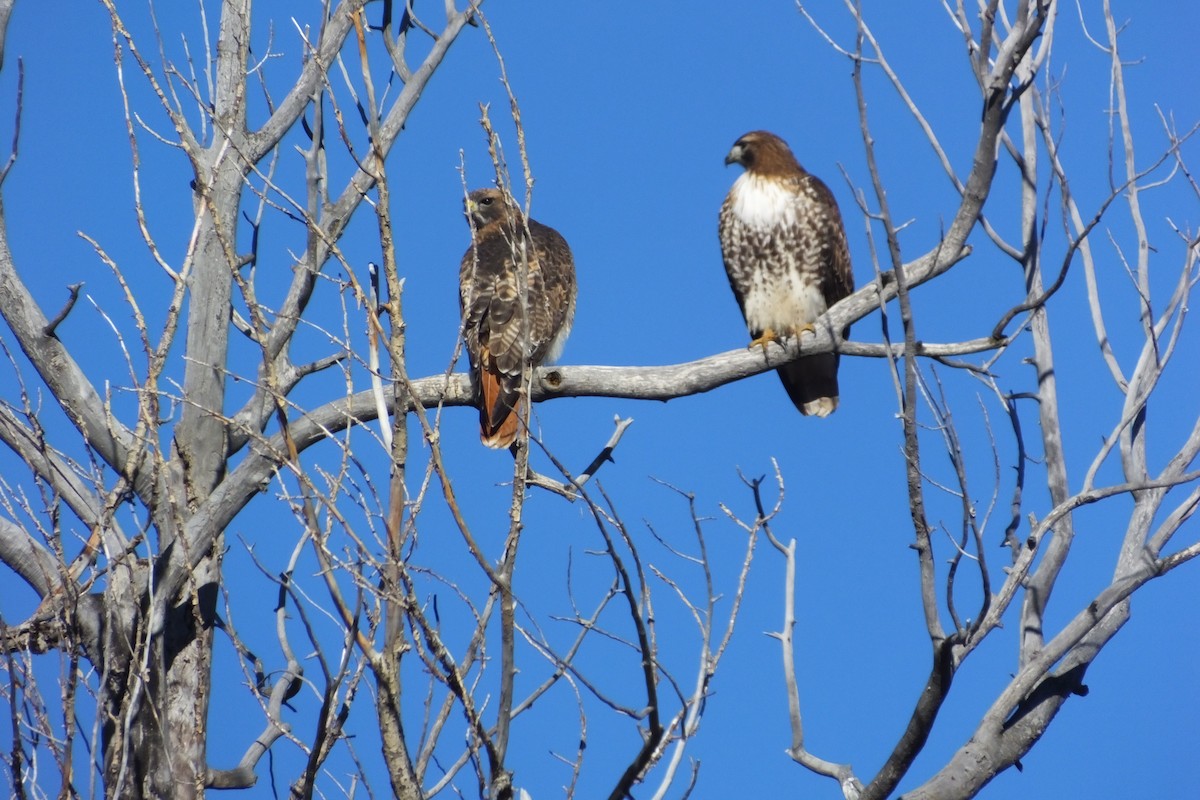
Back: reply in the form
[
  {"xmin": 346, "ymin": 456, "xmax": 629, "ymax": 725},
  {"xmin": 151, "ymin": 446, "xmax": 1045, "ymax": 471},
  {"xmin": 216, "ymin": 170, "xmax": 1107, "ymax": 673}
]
[
  {"xmin": 95, "ymin": 125, "xmax": 248, "ymax": 797},
  {"xmin": 99, "ymin": 567, "xmax": 221, "ymax": 800}
]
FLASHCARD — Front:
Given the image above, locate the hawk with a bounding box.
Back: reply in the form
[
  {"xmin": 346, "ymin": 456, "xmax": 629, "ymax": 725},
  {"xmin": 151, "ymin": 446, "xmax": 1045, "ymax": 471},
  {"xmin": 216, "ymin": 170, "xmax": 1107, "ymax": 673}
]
[
  {"xmin": 459, "ymin": 188, "xmax": 577, "ymax": 448},
  {"xmin": 718, "ymin": 131, "xmax": 854, "ymax": 416}
]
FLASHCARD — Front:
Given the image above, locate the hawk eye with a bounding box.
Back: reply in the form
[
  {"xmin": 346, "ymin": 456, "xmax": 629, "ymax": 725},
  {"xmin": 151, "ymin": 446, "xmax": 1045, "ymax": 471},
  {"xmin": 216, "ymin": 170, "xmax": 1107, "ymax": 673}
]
[{"xmin": 480, "ymin": 196, "xmax": 493, "ymax": 205}]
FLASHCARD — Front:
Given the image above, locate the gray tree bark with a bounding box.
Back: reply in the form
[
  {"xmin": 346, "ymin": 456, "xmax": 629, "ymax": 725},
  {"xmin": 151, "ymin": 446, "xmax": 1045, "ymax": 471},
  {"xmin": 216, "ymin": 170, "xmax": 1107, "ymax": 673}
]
[{"xmin": 0, "ymin": 0, "xmax": 477, "ymax": 796}]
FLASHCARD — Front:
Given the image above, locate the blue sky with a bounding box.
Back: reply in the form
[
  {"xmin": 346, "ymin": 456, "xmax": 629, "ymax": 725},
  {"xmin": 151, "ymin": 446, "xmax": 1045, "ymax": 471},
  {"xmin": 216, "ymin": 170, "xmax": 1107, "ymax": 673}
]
[{"xmin": 1, "ymin": 1, "xmax": 1198, "ymax": 798}]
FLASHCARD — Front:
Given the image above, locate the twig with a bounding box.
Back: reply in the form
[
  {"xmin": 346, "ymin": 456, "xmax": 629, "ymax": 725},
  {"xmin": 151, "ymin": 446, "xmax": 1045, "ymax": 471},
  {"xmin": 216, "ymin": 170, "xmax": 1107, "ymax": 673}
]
[
  {"xmin": 525, "ymin": 415, "xmax": 635, "ymax": 499},
  {"xmin": 746, "ymin": 465, "xmax": 862, "ymax": 798},
  {"xmin": 0, "ymin": 56, "xmax": 21, "ymax": 187},
  {"xmin": 41, "ymin": 283, "xmax": 83, "ymax": 339}
]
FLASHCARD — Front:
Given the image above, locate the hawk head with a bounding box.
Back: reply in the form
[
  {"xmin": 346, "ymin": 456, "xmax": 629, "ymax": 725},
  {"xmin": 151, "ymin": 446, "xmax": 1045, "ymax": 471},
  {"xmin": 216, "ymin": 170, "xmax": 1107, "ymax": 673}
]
[
  {"xmin": 465, "ymin": 187, "xmax": 520, "ymax": 230},
  {"xmin": 724, "ymin": 130, "xmax": 804, "ymax": 178}
]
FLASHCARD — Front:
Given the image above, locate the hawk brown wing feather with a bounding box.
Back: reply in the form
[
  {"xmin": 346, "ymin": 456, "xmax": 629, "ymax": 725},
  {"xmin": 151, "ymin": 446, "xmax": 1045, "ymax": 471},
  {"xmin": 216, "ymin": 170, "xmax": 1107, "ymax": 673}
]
[
  {"xmin": 806, "ymin": 174, "xmax": 855, "ymax": 317},
  {"xmin": 780, "ymin": 173, "xmax": 853, "ymax": 417}
]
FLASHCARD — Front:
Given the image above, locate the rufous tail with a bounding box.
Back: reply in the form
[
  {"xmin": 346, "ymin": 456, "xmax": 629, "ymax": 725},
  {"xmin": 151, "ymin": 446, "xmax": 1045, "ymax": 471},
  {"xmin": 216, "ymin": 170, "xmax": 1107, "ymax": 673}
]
[{"xmin": 478, "ymin": 369, "xmax": 522, "ymax": 448}]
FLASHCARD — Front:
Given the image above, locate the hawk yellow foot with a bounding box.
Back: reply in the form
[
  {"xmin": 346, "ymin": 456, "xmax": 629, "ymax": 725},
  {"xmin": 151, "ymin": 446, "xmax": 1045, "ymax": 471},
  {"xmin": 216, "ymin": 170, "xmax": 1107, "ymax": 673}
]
[
  {"xmin": 748, "ymin": 328, "xmax": 779, "ymax": 351},
  {"xmin": 750, "ymin": 324, "xmax": 816, "ymax": 351},
  {"xmin": 793, "ymin": 322, "xmax": 816, "ymax": 337}
]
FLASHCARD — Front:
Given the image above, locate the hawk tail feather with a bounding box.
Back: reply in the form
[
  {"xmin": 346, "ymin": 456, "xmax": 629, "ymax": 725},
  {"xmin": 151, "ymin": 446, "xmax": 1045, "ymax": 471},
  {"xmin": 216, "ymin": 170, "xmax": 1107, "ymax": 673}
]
[
  {"xmin": 777, "ymin": 354, "xmax": 840, "ymax": 418},
  {"xmin": 478, "ymin": 368, "xmax": 522, "ymax": 449}
]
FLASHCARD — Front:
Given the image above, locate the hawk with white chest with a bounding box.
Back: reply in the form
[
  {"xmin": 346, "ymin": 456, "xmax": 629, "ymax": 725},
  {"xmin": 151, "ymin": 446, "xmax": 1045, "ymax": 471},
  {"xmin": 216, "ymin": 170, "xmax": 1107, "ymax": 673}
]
[
  {"xmin": 718, "ymin": 130, "xmax": 854, "ymax": 416},
  {"xmin": 459, "ymin": 188, "xmax": 577, "ymax": 448}
]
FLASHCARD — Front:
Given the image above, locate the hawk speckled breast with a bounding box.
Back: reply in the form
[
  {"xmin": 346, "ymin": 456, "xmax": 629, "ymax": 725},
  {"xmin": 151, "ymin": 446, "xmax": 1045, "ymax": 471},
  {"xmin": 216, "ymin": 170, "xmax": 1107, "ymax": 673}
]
[
  {"xmin": 718, "ymin": 130, "xmax": 854, "ymax": 416},
  {"xmin": 459, "ymin": 188, "xmax": 577, "ymax": 448}
]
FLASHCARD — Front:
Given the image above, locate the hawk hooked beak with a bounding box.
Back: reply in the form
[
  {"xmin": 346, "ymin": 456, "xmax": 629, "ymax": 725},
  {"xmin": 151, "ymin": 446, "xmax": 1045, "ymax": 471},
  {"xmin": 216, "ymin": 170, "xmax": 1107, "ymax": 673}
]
[
  {"xmin": 464, "ymin": 196, "xmax": 484, "ymax": 229},
  {"xmin": 724, "ymin": 143, "xmax": 745, "ymax": 167}
]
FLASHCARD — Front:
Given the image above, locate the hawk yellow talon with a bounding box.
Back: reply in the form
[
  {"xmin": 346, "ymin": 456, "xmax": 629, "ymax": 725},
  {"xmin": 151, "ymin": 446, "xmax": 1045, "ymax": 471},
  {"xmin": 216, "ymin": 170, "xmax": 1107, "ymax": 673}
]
[{"xmin": 749, "ymin": 328, "xmax": 778, "ymax": 351}]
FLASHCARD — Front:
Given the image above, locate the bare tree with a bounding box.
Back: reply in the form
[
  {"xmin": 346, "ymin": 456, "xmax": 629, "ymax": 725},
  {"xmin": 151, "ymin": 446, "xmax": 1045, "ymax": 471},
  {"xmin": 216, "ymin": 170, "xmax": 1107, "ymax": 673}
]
[
  {"xmin": 0, "ymin": 1, "xmax": 1196, "ymax": 799},
  {"xmin": 760, "ymin": 1, "xmax": 1199, "ymax": 797},
  {"xmin": 0, "ymin": 2, "xmax": 754, "ymax": 797}
]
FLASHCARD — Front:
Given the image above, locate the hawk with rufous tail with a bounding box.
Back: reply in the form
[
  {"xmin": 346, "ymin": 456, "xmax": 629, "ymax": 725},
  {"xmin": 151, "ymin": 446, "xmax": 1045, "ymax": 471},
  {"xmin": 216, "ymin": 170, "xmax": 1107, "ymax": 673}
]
[{"xmin": 459, "ymin": 188, "xmax": 577, "ymax": 448}]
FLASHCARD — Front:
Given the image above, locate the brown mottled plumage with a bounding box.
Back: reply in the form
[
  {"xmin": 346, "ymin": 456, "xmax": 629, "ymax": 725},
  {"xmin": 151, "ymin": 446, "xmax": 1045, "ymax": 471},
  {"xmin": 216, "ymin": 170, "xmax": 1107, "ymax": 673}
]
[
  {"xmin": 459, "ymin": 188, "xmax": 577, "ymax": 448},
  {"xmin": 718, "ymin": 131, "xmax": 854, "ymax": 416}
]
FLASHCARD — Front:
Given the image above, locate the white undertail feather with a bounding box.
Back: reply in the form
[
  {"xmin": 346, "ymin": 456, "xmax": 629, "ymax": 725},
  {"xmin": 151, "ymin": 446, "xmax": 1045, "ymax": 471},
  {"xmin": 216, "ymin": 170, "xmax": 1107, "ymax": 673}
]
[{"xmin": 803, "ymin": 397, "xmax": 837, "ymax": 417}]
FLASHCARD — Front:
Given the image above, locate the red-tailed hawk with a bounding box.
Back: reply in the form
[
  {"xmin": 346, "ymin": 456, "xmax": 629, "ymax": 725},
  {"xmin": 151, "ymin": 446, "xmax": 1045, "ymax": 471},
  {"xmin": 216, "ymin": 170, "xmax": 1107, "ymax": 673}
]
[
  {"xmin": 718, "ymin": 131, "xmax": 854, "ymax": 416},
  {"xmin": 459, "ymin": 188, "xmax": 577, "ymax": 448}
]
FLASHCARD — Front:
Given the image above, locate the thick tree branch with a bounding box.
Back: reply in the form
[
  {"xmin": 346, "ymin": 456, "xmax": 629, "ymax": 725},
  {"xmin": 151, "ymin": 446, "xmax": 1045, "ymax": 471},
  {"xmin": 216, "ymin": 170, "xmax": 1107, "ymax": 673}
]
[
  {"xmin": 250, "ymin": 0, "xmax": 373, "ymax": 159},
  {"xmin": 165, "ymin": 292, "xmax": 1011, "ymax": 601},
  {"xmin": 907, "ymin": 551, "xmax": 1179, "ymax": 799},
  {"xmin": 0, "ymin": 406, "xmax": 130, "ymax": 556},
  {"xmin": 0, "ymin": 209, "xmax": 135, "ymax": 479},
  {"xmin": 0, "ymin": 517, "xmax": 59, "ymax": 598}
]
